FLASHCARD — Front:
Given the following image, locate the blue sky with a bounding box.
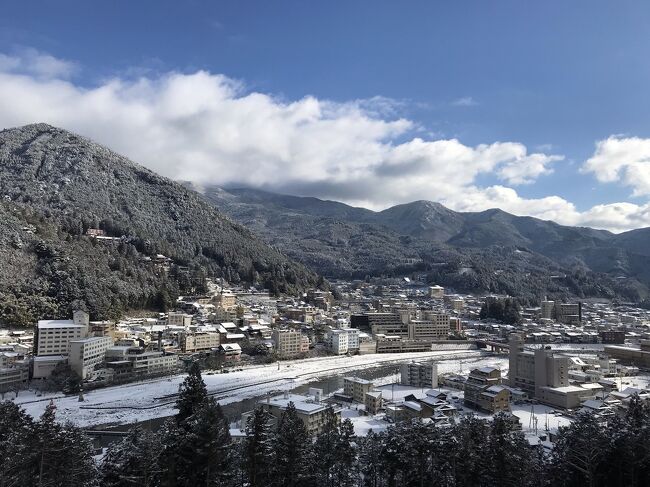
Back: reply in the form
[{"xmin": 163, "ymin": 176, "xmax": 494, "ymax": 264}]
[{"xmin": 2, "ymin": 1, "xmax": 650, "ymax": 231}]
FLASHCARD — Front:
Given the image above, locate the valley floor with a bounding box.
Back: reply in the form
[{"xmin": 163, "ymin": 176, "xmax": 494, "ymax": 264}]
[{"xmin": 13, "ymin": 350, "xmax": 507, "ymax": 427}]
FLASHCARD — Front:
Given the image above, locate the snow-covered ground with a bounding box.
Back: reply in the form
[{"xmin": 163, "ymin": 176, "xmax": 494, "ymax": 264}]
[{"xmin": 14, "ymin": 349, "xmax": 502, "ymax": 427}]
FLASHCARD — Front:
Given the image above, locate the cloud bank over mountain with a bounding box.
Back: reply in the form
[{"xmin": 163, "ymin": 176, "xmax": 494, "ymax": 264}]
[{"xmin": 1, "ymin": 49, "xmax": 649, "ymax": 232}]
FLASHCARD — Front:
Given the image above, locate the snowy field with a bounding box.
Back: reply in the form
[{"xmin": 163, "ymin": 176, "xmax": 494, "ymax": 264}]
[{"xmin": 13, "ymin": 349, "xmax": 505, "ymax": 428}]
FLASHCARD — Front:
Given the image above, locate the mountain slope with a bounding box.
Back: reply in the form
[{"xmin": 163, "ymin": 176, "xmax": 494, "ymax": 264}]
[
  {"xmin": 201, "ymin": 186, "xmax": 650, "ymax": 302},
  {"xmin": 0, "ymin": 124, "xmax": 317, "ymax": 325}
]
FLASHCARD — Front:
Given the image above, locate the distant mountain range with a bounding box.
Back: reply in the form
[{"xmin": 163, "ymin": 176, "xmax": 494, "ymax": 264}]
[
  {"xmin": 200, "ymin": 186, "xmax": 650, "ymax": 303},
  {"xmin": 0, "ymin": 124, "xmax": 317, "ymax": 325}
]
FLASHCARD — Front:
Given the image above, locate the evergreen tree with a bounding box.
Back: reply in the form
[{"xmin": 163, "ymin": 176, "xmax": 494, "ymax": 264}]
[
  {"xmin": 186, "ymin": 398, "xmax": 233, "ymax": 486},
  {"xmin": 100, "ymin": 426, "xmax": 161, "ymax": 487},
  {"xmin": 244, "ymin": 407, "xmax": 275, "ymax": 487},
  {"xmin": 314, "ymin": 407, "xmax": 339, "ymax": 487},
  {"xmin": 30, "ymin": 402, "xmax": 98, "ymax": 487},
  {"xmin": 483, "ymin": 413, "xmax": 544, "ymax": 487},
  {"xmin": 550, "ymin": 412, "xmax": 607, "ymax": 487},
  {"xmin": 451, "ymin": 415, "xmax": 490, "ymax": 487},
  {"xmin": 358, "ymin": 431, "xmax": 385, "ymax": 487},
  {"xmin": 0, "ymin": 401, "xmax": 35, "ymax": 487},
  {"xmin": 176, "ymin": 362, "xmax": 208, "ymax": 422},
  {"xmin": 333, "ymin": 418, "xmax": 358, "ymax": 487},
  {"xmin": 272, "ymin": 402, "xmax": 313, "ymax": 487}
]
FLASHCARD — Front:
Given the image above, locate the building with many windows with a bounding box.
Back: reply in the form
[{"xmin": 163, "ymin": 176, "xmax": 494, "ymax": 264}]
[
  {"xmin": 272, "ymin": 329, "xmax": 307, "ymax": 359},
  {"xmin": 180, "ymin": 331, "xmax": 221, "ymax": 353},
  {"xmin": 464, "ymin": 367, "xmax": 509, "ymax": 413},
  {"xmin": 258, "ymin": 392, "xmax": 341, "ymax": 435},
  {"xmin": 69, "ymin": 336, "xmax": 114, "ymax": 379},
  {"xmin": 327, "ymin": 328, "xmax": 360, "ymax": 355},
  {"xmin": 35, "ymin": 310, "xmax": 90, "ymax": 357},
  {"xmin": 343, "ymin": 377, "xmax": 374, "ymax": 403},
  {"xmin": 401, "ymin": 361, "xmax": 438, "ymax": 388},
  {"xmin": 407, "ymin": 317, "xmax": 449, "ymax": 341}
]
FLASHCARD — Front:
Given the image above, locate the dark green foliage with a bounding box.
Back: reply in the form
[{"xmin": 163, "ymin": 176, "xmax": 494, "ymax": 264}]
[
  {"xmin": 549, "ymin": 398, "xmax": 650, "ymax": 487},
  {"xmin": 0, "ymin": 401, "xmax": 99, "ymax": 487},
  {"xmin": 159, "ymin": 365, "xmax": 233, "ymax": 487},
  {"xmin": 3, "ymin": 395, "xmax": 650, "ymax": 487},
  {"xmin": 313, "ymin": 407, "xmax": 342, "ymax": 487},
  {"xmin": 244, "ymin": 407, "xmax": 275, "ymax": 487},
  {"xmin": 272, "ymin": 401, "xmax": 313, "ymax": 487},
  {"xmin": 480, "ymin": 297, "xmax": 522, "ymax": 324},
  {"xmin": 0, "ymin": 124, "xmax": 318, "ymax": 326},
  {"xmin": 99, "ymin": 426, "xmax": 161, "ymax": 487},
  {"xmin": 175, "ymin": 362, "xmax": 208, "ymax": 422}
]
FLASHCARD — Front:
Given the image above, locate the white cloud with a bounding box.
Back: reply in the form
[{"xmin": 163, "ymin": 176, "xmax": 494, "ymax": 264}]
[
  {"xmin": 583, "ymin": 136, "xmax": 650, "ymax": 197},
  {"xmin": 452, "ymin": 96, "xmax": 478, "ymax": 107},
  {"xmin": 0, "ymin": 48, "xmax": 77, "ymax": 79},
  {"xmin": 0, "ymin": 50, "xmax": 649, "ymax": 233}
]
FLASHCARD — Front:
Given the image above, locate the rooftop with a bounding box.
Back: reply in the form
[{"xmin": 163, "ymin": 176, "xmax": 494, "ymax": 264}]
[{"xmin": 37, "ymin": 320, "xmax": 86, "ymax": 329}]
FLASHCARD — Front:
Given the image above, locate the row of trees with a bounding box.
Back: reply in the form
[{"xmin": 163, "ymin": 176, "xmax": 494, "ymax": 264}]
[
  {"xmin": 2, "ymin": 364, "xmax": 649, "ymax": 487},
  {"xmin": 479, "ymin": 297, "xmax": 522, "ymax": 324}
]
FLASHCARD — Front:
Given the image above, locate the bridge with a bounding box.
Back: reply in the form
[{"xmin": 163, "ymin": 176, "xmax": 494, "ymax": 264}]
[{"xmin": 475, "ymin": 339, "xmax": 510, "ymax": 353}]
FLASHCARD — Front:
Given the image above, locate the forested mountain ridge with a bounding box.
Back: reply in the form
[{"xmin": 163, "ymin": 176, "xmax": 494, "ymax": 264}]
[
  {"xmin": 201, "ymin": 186, "xmax": 650, "ymax": 303},
  {"xmin": 0, "ymin": 124, "xmax": 318, "ymax": 325}
]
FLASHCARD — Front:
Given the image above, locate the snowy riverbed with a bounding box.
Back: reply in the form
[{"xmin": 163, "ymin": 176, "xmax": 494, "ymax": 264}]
[{"xmin": 13, "ymin": 350, "xmax": 507, "ymax": 427}]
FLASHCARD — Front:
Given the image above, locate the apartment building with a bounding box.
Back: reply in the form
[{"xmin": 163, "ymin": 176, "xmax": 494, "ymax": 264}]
[
  {"xmin": 343, "ymin": 377, "xmax": 374, "ymax": 403},
  {"xmin": 541, "ymin": 300, "xmax": 555, "ymax": 320},
  {"xmin": 449, "ymin": 316, "xmax": 462, "ymax": 333},
  {"xmin": 376, "ymin": 339, "xmax": 432, "ymax": 353},
  {"xmin": 259, "ymin": 393, "xmax": 341, "ymax": 435},
  {"xmin": 106, "ymin": 347, "xmax": 178, "ymax": 376},
  {"xmin": 400, "ymin": 361, "xmax": 438, "ymax": 388},
  {"xmin": 32, "ymin": 355, "xmax": 67, "ymax": 379},
  {"xmin": 0, "ymin": 362, "xmax": 29, "ymax": 393},
  {"xmin": 350, "ymin": 312, "xmax": 404, "ymax": 332},
  {"xmin": 365, "ymin": 390, "xmax": 383, "ymax": 414},
  {"xmin": 508, "ymin": 333, "xmax": 591, "ymax": 408},
  {"xmin": 429, "ymin": 285, "xmax": 445, "ymax": 298},
  {"xmin": 273, "ymin": 329, "xmax": 307, "ymax": 359},
  {"xmin": 180, "ymin": 331, "xmax": 221, "ymax": 353},
  {"xmin": 35, "ymin": 310, "xmax": 90, "ymax": 357},
  {"xmin": 464, "ymin": 367, "xmax": 509, "ymax": 413},
  {"xmin": 408, "ymin": 317, "xmax": 449, "ymax": 341},
  {"xmin": 604, "ymin": 341, "xmax": 650, "ymax": 368},
  {"xmin": 68, "ymin": 336, "xmax": 114, "ymax": 379},
  {"xmin": 327, "ymin": 328, "xmax": 360, "ymax": 355},
  {"xmin": 213, "ymin": 290, "xmax": 236, "ymax": 309},
  {"xmin": 128, "ymin": 350, "xmax": 178, "ymax": 375},
  {"xmin": 556, "ymin": 303, "xmax": 581, "ymax": 324},
  {"xmin": 167, "ymin": 312, "xmax": 193, "ymax": 328}
]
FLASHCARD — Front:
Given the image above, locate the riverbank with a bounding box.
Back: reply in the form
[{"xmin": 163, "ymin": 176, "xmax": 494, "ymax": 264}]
[{"xmin": 14, "ymin": 349, "xmax": 504, "ymax": 427}]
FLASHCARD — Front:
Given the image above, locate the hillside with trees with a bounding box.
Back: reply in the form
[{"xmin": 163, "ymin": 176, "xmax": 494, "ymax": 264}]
[
  {"xmin": 0, "ymin": 124, "xmax": 318, "ymax": 325},
  {"xmin": 201, "ymin": 187, "xmax": 650, "ymax": 303}
]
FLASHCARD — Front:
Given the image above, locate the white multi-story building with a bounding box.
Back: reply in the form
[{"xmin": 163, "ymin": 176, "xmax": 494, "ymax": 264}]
[
  {"xmin": 68, "ymin": 336, "xmax": 114, "ymax": 379},
  {"xmin": 35, "ymin": 310, "xmax": 90, "ymax": 357},
  {"xmin": 128, "ymin": 350, "xmax": 179, "ymax": 375},
  {"xmin": 106, "ymin": 347, "xmax": 179, "ymax": 376},
  {"xmin": 328, "ymin": 329, "xmax": 349, "ymax": 355},
  {"xmin": 327, "ymin": 328, "xmax": 360, "ymax": 355}
]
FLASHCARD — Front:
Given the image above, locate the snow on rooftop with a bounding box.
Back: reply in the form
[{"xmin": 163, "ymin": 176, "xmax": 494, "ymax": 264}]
[
  {"xmin": 37, "ymin": 320, "xmax": 85, "ymax": 329},
  {"xmin": 262, "ymin": 393, "xmax": 328, "ymax": 413}
]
